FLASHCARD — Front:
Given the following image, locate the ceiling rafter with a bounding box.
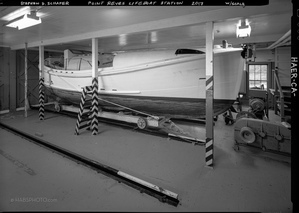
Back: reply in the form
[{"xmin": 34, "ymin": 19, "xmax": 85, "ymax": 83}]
[{"xmin": 0, "ymin": 1, "xmax": 292, "ymax": 52}]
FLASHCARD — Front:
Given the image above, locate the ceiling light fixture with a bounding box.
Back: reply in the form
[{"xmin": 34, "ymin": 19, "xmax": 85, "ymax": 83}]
[
  {"xmin": 236, "ymin": 19, "xmax": 251, "ymax": 38},
  {"xmin": 1, "ymin": 6, "xmax": 31, "ymax": 21},
  {"xmin": 5, "ymin": 11, "xmax": 41, "ymax": 30}
]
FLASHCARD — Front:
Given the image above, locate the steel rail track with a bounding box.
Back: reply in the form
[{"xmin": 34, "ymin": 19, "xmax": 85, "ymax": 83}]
[
  {"xmin": 0, "ymin": 121, "xmax": 180, "ymax": 207},
  {"xmin": 40, "ymin": 106, "xmax": 205, "ymax": 145}
]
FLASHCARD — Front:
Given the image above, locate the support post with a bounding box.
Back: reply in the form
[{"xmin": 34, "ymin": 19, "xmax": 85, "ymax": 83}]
[
  {"xmin": 24, "ymin": 43, "xmax": 28, "ymax": 117},
  {"xmin": 39, "ymin": 45, "xmax": 45, "ymax": 120},
  {"xmin": 205, "ymin": 22, "xmax": 214, "ymax": 168},
  {"xmin": 91, "ymin": 38, "xmax": 99, "ymax": 135},
  {"xmin": 9, "ymin": 50, "xmax": 17, "ymax": 112}
]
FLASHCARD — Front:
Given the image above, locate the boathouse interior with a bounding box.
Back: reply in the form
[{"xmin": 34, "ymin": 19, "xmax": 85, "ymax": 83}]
[{"xmin": 0, "ymin": 0, "xmax": 295, "ymax": 212}]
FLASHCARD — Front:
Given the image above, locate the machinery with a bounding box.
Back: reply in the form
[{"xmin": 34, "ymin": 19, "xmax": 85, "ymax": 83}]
[
  {"xmin": 234, "ymin": 97, "xmax": 291, "ymax": 157},
  {"xmin": 222, "ymin": 97, "xmax": 242, "ymax": 125},
  {"xmin": 223, "ymin": 96, "xmax": 268, "ymax": 125},
  {"xmin": 234, "ymin": 117, "xmax": 291, "ymax": 156}
]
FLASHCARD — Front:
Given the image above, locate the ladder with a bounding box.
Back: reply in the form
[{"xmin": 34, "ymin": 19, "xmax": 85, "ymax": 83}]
[
  {"xmin": 275, "ymin": 86, "xmax": 291, "ymax": 122},
  {"xmin": 272, "ymin": 68, "xmax": 291, "ymax": 123},
  {"xmin": 74, "ymin": 85, "xmax": 99, "ymax": 135}
]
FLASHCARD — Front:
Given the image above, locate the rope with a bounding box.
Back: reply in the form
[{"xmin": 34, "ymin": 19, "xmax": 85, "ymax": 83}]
[{"xmin": 86, "ymin": 91, "xmax": 160, "ymax": 120}]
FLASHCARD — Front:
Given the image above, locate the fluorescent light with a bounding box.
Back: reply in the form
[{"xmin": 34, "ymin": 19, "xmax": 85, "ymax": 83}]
[
  {"xmin": 119, "ymin": 34, "xmax": 127, "ymax": 46},
  {"xmin": 5, "ymin": 11, "xmax": 41, "ymax": 30},
  {"xmin": 1, "ymin": 6, "xmax": 31, "ymax": 21},
  {"xmin": 236, "ymin": 19, "xmax": 251, "ymax": 38}
]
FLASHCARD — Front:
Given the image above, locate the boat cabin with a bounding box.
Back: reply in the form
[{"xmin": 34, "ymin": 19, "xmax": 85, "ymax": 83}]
[{"xmin": 45, "ymin": 48, "xmax": 205, "ymax": 71}]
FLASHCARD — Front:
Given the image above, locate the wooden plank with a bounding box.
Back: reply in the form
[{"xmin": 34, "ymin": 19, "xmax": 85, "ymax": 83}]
[{"xmin": 0, "ymin": 47, "xmax": 10, "ymax": 111}]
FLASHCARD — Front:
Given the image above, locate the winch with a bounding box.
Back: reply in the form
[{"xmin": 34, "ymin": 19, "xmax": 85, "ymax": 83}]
[
  {"xmin": 233, "ymin": 95, "xmax": 291, "ymax": 157},
  {"xmin": 223, "ymin": 97, "xmax": 268, "ymax": 125},
  {"xmin": 247, "ymin": 98, "xmax": 268, "ymax": 120},
  {"xmin": 234, "ymin": 117, "xmax": 291, "ymax": 156}
]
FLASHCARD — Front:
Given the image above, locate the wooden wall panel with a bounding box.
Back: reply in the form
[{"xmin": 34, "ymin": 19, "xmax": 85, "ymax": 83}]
[
  {"xmin": 0, "ymin": 47, "xmax": 10, "ymax": 111},
  {"xmin": 275, "ymin": 46, "xmax": 291, "ymax": 87},
  {"xmin": 9, "ymin": 50, "xmax": 17, "ymax": 112},
  {"xmin": 16, "ymin": 50, "xmax": 40, "ymax": 108},
  {"xmin": 16, "ymin": 50, "xmax": 62, "ymax": 108}
]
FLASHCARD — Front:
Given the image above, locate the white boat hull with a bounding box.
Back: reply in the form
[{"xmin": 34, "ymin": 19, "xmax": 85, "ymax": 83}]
[{"xmin": 43, "ymin": 49, "xmax": 244, "ymax": 119}]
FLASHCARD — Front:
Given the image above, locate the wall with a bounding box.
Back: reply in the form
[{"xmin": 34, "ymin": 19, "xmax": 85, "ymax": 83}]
[
  {"xmin": 0, "ymin": 47, "xmax": 10, "ymax": 112},
  {"xmin": 0, "ymin": 48, "xmax": 63, "ymax": 112},
  {"xmin": 16, "ymin": 49, "xmax": 40, "ymax": 108},
  {"xmin": 239, "ymin": 46, "xmax": 292, "ymax": 96},
  {"xmin": 275, "ymin": 46, "xmax": 291, "ymax": 87},
  {"xmin": 238, "ymin": 48, "xmax": 275, "ymax": 95},
  {"xmin": 250, "ymin": 49, "xmax": 275, "ymax": 63}
]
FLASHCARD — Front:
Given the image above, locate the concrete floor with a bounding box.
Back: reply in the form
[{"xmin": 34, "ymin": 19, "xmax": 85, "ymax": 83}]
[{"xmin": 0, "ymin": 108, "xmax": 292, "ymax": 212}]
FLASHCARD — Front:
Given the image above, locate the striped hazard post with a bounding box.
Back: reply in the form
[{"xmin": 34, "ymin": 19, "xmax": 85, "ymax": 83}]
[
  {"xmin": 38, "ymin": 77, "xmax": 45, "ymax": 120},
  {"xmin": 91, "ymin": 78, "xmax": 99, "ymax": 135},
  {"xmin": 205, "ymin": 137, "xmax": 214, "ymax": 166},
  {"xmin": 205, "ymin": 75, "xmax": 214, "ymax": 167},
  {"xmin": 74, "ymin": 86, "xmax": 90, "ymax": 135}
]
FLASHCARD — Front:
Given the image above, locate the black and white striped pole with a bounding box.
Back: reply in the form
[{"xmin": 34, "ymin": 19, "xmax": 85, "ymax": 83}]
[
  {"xmin": 91, "ymin": 78, "xmax": 99, "ymax": 135},
  {"xmin": 39, "ymin": 45, "xmax": 45, "ymax": 120},
  {"xmin": 91, "ymin": 38, "xmax": 99, "ymax": 135},
  {"xmin": 205, "ymin": 22, "xmax": 214, "ymax": 168},
  {"xmin": 74, "ymin": 86, "xmax": 91, "ymax": 135}
]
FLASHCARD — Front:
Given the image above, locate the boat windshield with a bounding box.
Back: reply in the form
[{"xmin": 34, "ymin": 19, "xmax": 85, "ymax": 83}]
[
  {"xmin": 45, "ymin": 57, "xmax": 64, "ymax": 69},
  {"xmin": 175, "ymin": 49, "xmax": 205, "ymax": 55},
  {"xmin": 67, "ymin": 54, "xmax": 114, "ymax": 70},
  {"xmin": 66, "ymin": 58, "xmax": 94, "ymax": 70},
  {"xmin": 80, "ymin": 58, "xmax": 92, "ymax": 70}
]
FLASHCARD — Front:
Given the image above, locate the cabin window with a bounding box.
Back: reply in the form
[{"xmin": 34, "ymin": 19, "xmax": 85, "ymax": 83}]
[
  {"xmin": 80, "ymin": 59, "xmax": 92, "ymax": 70},
  {"xmin": 99, "ymin": 54, "xmax": 114, "ymax": 68},
  {"xmin": 68, "ymin": 58, "xmax": 81, "ymax": 70}
]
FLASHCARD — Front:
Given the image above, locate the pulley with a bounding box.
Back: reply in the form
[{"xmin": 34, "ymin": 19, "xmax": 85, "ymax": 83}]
[
  {"xmin": 249, "ymin": 98, "xmax": 265, "ymax": 112},
  {"xmin": 239, "ymin": 126, "xmax": 256, "ymax": 144}
]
